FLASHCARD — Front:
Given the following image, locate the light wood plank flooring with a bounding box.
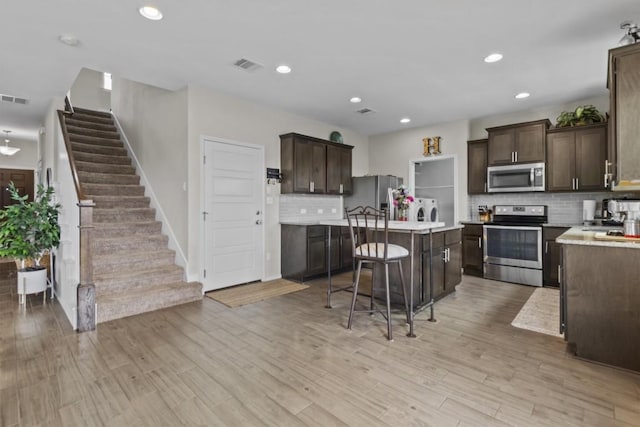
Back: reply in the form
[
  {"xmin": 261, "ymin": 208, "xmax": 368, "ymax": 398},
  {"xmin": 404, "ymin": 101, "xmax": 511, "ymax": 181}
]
[{"xmin": 1, "ymin": 266, "xmax": 639, "ymax": 426}]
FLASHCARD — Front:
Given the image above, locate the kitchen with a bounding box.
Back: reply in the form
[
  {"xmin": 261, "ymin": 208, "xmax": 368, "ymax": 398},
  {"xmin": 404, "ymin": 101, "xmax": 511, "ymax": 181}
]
[{"xmin": 279, "ymin": 41, "xmax": 640, "ymax": 376}]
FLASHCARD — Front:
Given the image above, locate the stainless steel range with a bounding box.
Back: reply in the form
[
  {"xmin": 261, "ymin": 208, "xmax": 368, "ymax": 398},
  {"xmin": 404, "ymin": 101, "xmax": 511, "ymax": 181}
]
[{"xmin": 483, "ymin": 204, "xmax": 547, "ymax": 287}]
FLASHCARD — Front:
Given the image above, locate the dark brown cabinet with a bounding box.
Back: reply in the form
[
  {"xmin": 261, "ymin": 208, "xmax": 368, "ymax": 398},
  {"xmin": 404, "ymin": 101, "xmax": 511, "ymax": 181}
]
[
  {"xmin": 608, "ymin": 43, "xmax": 640, "ymax": 187},
  {"xmin": 281, "ymin": 224, "xmax": 352, "ymax": 282},
  {"xmin": 423, "ymin": 229, "xmax": 462, "ymax": 301},
  {"xmin": 486, "ymin": 119, "xmax": 551, "ymax": 166},
  {"xmin": 543, "ymin": 226, "xmax": 569, "ymax": 287},
  {"xmin": 462, "ymin": 224, "xmax": 483, "ymax": 277},
  {"xmin": 467, "ymin": 139, "xmax": 488, "ymax": 194},
  {"xmin": 546, "ymin": 124, "xmax": 607, "ymax": 192},
  {"xmin": 326, "ymin": 145, "xmax": 353, "ymax": 195},
  {"xmin": 280, "ymin": 133, "xmax": 353, "ymax": 195}
]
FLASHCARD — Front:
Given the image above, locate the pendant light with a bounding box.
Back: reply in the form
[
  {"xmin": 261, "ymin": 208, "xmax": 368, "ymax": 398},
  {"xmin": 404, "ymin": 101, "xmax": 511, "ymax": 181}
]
[{"xmin": 0, "ymin": 130, "xmax": 20, "ymax": 156}]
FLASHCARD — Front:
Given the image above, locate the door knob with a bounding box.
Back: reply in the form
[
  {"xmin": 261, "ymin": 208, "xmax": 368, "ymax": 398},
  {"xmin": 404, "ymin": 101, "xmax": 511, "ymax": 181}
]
[{"xmin": 256, "ymin": 220, "xmax": 262, "ymax": 225}]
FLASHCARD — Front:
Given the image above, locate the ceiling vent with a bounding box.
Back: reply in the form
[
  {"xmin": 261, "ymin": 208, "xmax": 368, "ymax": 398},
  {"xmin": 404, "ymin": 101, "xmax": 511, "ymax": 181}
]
[
  {"xmin": 1, "ymin": 94, "xmax": 29, "ymax": 105},
  {"xmin": 233, "ymin": 58, "xmax": 263, "ymax": 72},
  {"xmin": 355, "ymin": 107, "xmax": 376, "ymax": 115}
]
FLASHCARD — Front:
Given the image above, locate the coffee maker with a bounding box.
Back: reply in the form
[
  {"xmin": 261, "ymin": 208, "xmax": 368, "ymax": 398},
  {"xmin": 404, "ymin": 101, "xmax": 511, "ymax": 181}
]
[{"xmin": 607, "ymin": 199, "xmax": 640, "ymax": 237}]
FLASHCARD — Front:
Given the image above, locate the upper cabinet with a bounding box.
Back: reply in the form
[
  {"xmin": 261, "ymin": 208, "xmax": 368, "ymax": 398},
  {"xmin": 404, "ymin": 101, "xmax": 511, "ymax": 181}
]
[
  {"xmin": 280, "ymin": 133, "xmax": 353, "ymax": 195},
  {"xmin": 467, "ymin": 139, "xmax": 488, "ymax": 194},
  {"xmin": 326, "ymin": 144, "xmax": 353, "ymax": 195},
  {"xmin": 486, "ymin": 119, "xmax": 551, "ymax": 166},
  {"xmin": 608, "ymin": 43, "xmax": 640, "ymax": 190},
  {"xmin": 547, "ymin": 123, "xmax": 607, "ymax": 192}
]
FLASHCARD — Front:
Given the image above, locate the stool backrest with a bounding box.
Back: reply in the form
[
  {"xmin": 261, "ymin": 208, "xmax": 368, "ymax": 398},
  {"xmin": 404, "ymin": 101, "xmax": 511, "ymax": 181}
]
[{"xmin": 345, "ymin": 206, "xmax": 389, "ymax": 261}]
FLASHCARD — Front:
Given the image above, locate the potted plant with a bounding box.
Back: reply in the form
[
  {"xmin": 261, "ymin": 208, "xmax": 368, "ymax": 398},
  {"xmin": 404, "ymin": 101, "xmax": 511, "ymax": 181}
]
[
  {"xmin": 0, "ymin": 183, "xmax": 61, "ymax": 303},
  {"xmin": 555, "ymin": 105, "xmax": 605, "ymax": 127}
]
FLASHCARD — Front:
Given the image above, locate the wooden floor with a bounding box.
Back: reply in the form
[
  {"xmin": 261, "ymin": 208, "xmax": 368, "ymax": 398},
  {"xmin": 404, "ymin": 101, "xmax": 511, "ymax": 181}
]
[{"xmin": 1, "ymin": 267, "xmax": 640, "ymax": 427}]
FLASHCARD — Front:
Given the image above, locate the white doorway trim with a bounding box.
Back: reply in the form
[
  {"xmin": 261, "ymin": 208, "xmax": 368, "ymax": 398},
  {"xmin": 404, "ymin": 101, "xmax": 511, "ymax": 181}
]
[
  {"xmin": 200, "ymin": 135, "xmax": 265, "ymax": 290},
  {"xmin": 408, "ymin": 154, "xmax": 458, "ymax": 226}
]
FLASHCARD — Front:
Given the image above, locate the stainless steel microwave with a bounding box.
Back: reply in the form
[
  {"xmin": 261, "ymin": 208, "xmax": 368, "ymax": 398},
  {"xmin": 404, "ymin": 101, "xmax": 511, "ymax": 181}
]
[{"xmin": 487, "ymin": 162, "xmax": 545, "ymax": 193}]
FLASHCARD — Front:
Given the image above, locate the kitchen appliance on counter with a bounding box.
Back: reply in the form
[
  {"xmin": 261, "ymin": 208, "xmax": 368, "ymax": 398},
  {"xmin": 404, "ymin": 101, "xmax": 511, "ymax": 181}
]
[
  {"xmin": 478, "ymin": 205, "xmax": 492, "ymax": 222},
  {"xmin": 608, "ymin": 199, "xmax": 640, "ymax": 237},
  {"xmin": 343, "ymin": 175, "xmax": 402, "ymax": 219},
  {"xmin": 487, "ymin": 162, "xmax": 545, "ymax": 193},
  {"xmin": 483, "ymin": 204, "xmax": 548, "ymax": 287},
  {"xmin": 411, "ymin": 198, "xmax": 438, "ymax": 222}
]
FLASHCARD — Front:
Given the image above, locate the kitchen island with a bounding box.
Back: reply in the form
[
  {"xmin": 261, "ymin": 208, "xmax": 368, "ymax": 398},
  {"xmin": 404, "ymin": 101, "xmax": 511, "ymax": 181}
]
[
  {"xmin": 319, "ymin": 219, "xmax": 451, "ymax": 337},
  {"xmin": 558, "ymin": 227, "xmax": 640, "ymax": 372}
]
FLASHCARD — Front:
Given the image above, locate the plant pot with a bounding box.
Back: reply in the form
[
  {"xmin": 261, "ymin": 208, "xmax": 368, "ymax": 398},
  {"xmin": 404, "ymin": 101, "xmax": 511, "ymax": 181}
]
[{"xmin": 16, "ymin": 267, "xmax": 48, "ymax": 305}]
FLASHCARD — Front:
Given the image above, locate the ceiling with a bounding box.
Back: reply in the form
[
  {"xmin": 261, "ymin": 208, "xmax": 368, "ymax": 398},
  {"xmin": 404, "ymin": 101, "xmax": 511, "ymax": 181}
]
[{"xmin": 2, "ymin": 0, "xmax": 640, "ymax": 141}]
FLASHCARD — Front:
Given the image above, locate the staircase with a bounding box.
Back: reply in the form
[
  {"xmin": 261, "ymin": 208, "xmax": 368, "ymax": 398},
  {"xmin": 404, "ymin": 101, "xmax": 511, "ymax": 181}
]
[{"xmin": 61, "ymin": 107, "xmax": 202, "ymax": 323}]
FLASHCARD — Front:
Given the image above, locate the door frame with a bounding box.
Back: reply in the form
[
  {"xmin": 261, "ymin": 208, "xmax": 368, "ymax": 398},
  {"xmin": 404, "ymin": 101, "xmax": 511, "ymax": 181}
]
[
  {"xmin": 199, "ymin": 135, "xmax": 266, "ymax": 288},
  {"xmin": 408, "ymin": 154, "xmax": 458, "ymax": 226}
]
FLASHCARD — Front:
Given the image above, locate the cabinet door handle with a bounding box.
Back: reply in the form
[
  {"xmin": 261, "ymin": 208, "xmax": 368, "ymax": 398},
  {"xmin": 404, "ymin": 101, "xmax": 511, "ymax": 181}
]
[
  {"xmin": 478, "ymin": 237, "xmax": 481, "ymax": 248},
  {"xmin": 575, "ymin": 178, "xmax": 579, "ymax": 190},
  {"xmin": 310, "ymin": 181, "xmax": 314, "ymax": 192},
  {"xmin": 511, "ymin": 152, "xmax": 514, "ymax": 162},
  {"xmin": 484, "ymin": 182, "xmax": 487, "ymax": 193},
  {"xmin": 545, "ymin": 241, "xmax": 548, "ymax": 254},
  {"xmin": 339, "ymin": 183, "xmax": 343, "ymax": 194},
  {"xmin": 514, "ymin": 151, "xmax": 518, "ymax": 162}
]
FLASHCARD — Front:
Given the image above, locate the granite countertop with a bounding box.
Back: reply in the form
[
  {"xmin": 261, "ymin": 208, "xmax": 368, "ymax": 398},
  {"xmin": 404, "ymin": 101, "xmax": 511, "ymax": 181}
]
[
  {"xmin": 280, "ymin": 219, "xmax": 458, "ymax": 233},
  {"xmin": 557, "ymin": 226, "xmax": 640, "ymax": 249}
]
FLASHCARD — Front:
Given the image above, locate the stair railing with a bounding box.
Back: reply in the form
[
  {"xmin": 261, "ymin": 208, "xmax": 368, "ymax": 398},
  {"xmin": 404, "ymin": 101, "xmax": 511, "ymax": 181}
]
[{"xmin": 57, "ymin": 96, "xmax": 96, "ymax": 332}]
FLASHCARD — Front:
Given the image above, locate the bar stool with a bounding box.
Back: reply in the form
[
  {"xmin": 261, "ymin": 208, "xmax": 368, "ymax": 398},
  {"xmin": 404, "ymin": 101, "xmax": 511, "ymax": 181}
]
[{"xmin": 344, "ymin": 206, "xmax": 410, "ymax": 341}]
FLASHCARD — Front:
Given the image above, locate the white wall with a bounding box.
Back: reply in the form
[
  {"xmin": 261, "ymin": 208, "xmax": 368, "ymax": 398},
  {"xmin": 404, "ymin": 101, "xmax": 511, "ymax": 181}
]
[
  {"xmin": 111, "ymin": 78, "xmax": 189, "ymax": 258},
  {"xmin": 187, "ymin": 84, "xmax": 370, "ymax": 281},
  {"xmin": 0, "ymin": 136, "xmax": 38, "ymax": 172},
  {"xmin": 368, "ymin": 120, "xmax": 470, "ymax": 224},
  {"xmin": 69, "ymin": 68, "xmax": 111, "ymax": 112}
]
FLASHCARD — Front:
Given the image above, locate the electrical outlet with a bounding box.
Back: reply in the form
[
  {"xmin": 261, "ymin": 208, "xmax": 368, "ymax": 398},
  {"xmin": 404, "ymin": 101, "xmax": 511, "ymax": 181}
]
[
  {"xmin": 317, "ymin": 208, "xmax": 323, "ymax": 214},
  {"xmin": 266, "ymin": 197, "xmax": 273, "ymax": 205},
  {"xmin": 300, "ymin": 208, "xmax": 307, "ymax": 214},
  {"xmin": 331, "ymin": 208, "xmax": 337, "ymax": 214}
]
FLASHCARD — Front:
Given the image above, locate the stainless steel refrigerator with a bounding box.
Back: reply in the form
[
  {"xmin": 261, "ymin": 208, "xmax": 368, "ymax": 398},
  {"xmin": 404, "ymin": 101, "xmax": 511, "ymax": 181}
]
[{"xmin": 343, "ymin": 175, "xmax": 403, "ymax": 218}]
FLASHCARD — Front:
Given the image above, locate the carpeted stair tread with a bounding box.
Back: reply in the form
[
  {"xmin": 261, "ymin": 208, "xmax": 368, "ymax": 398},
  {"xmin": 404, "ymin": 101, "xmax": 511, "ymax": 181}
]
[
  {"xmin": 95, "ymin": 265, "xmax": 184, "ymax": 295},
  {"xmin": 65, "ymin": 118, "xmax": 116, "ymax": 133},
  {"xmin": 68, "ymin": 112, "xmax": 114, "ymax": 125},
  {"xmin": 97, "ymin": 281, "xmax": 202, "ymax": 323},
  {"xmin": 77, "ymin": 171, "xmax": 140, "ymax": 185},
  {"xmin": 92, "ymin": 221, "xmax": 163, "ymax": 237},
  {"xmin": 73, "ymin": 107, "xmax": 113, "ymax": 118},
  {"xmin": 93, "ymin": 250, "xmax": 176, "ymax": 275},
  {"xmin": 90, "ymin": 195, "xmax": 150, "ymax": 209},
  {"xmin": 75, "ymin": 161, "xmax": 136, "ymax": 175},
  {"xmin": 73, "ymin": 151, "xmax": 132, "ymax": 165},
  {"xmin": 68, "ymin": 134, "xmax": 124, "ymax": 148},
  {"xmin": 82, "ymin": 182, "xmax": 145, "ymax": 196},
  {"xmin": 71, "ymin": 141, "xmax": 128, "ymax": 156},
  {"xmin": 93, "ymin": 207, "xmax": 156, "ymax": 223},
  {"xmin": 66, "ymin": 125, "xmax": 120, "ymax": 140},
  {"xmin": 93, "ymin": 234, "xmax": 169, "ymax": 254}
]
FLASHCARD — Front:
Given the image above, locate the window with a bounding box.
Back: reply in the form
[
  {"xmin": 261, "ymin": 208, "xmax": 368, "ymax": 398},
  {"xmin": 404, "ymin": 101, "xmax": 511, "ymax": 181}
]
[{"xmin": 103, "ymin": 72, "xmax": 112, "ymax": 91}]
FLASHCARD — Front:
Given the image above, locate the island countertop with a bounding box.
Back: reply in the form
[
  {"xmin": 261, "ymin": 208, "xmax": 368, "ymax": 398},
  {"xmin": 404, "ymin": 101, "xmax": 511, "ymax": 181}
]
[
  {"xmin": 317, "ymin": 219, "xmax": 450, "ymax": 233},
  {"xmin": 557, "ymin": 226, "xmax": 640, "ymax": 249}
]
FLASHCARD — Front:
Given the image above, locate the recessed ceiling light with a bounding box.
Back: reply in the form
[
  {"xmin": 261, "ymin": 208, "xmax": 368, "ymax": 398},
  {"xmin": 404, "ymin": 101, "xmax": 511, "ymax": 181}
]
[
  {"xmin": 350, "ymin": 97, "xmax": 362, "ymax": 103},
  {"xmin": 515, "ymin": 92, "xmax": 530, "ymax": 99},
  {"xmin": 484, "ymin": 53, "xmax": 503, "ymax": 63},
  {"xmin": 276, "ymin": 64, "xmax": 292, "ymax": 74},
  {"xmin": 58, "ymin": 34, "xmax": 80, "ymax": 46},
  {"xmin": 139, "ymin": 6, "xmax": 163, "ymax": 20},
  {"xmin": 400, "ymin": 118, "xmax": 411, "ymax": 124}
]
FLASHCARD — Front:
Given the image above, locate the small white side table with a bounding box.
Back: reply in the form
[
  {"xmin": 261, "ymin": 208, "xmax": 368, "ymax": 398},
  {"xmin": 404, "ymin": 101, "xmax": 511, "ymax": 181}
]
[{"xmin": 17, "ymin": 268, "xmax": 48, "ymax": 305}]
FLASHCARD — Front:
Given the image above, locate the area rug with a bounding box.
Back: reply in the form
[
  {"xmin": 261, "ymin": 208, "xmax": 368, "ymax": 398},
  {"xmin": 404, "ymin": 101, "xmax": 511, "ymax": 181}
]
[
  {"xmin": 511, "ymin": 287, "xmax": 563, "ymax": 338},
  {"xmin": 205, "ymin": 279, "xmax": 308, "ymax": 308}
]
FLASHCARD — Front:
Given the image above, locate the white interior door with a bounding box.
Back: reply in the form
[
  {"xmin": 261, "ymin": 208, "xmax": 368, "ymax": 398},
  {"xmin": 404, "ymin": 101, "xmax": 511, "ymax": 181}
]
[{"xmin": 203, "ymin": 139, "xmax": 264, "ymax": 291}]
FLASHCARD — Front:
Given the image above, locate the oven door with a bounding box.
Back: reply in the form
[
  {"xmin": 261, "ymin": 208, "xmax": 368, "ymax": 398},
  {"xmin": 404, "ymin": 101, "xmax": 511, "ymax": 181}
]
[{"xmin": 483, "ymin": 225, "xmax": 542, "ymax": 269}]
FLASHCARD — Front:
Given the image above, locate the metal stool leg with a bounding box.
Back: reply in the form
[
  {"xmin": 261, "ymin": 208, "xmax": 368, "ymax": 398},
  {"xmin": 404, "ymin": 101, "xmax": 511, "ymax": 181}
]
[
  {"xmin": 397, "ymin": 260, "xmax": 410, "ymax": 324},
  {"xmin": 347, "ymin": 260, "xmax": 363, "ymax": 330},
  {"xmin": 384, "ymin": 263, "xmax": 392, "ymax": 341},
  {"xmin": 370, "ymin": 264, "xmax": 376, "ymax": 313}
]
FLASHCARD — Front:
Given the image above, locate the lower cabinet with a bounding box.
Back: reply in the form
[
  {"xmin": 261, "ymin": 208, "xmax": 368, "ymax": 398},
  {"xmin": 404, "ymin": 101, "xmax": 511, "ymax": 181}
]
[
  {"xmin": 543, "ymin": 226, "xmax": 569, "ymax": 287},
  {"xmin": 462, "ymin": 224, "xmax": 484, "ymax": 277},
  {"xmin": 423, "ymin": 229, "xmax": 462, "ymax": 302},
  {"xmin": 281, "ymin": 225, "xmax": 352, "ymax": 282}
]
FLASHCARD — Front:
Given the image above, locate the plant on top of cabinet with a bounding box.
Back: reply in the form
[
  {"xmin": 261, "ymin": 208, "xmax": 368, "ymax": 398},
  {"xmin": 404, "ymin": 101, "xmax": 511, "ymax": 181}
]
[{"xmin": 555, "ymin": 105, "xmax": 605, "ymax": 128}]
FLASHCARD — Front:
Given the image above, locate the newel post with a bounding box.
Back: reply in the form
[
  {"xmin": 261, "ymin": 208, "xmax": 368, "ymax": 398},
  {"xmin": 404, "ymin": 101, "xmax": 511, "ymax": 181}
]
[{"xmin": 77, "ymin": 199, "xmax": 96, "ymax": 331}]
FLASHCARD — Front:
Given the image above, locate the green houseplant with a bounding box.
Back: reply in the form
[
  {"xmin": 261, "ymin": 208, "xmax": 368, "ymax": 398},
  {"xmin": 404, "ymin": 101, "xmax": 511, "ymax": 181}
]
[
  {"xmin": 555, "ymin": 105, "xmax": 605, "ymax": 128},
  {"xmin": 0, "ymin": 183, "xmax": 61, "ymax": 270}
]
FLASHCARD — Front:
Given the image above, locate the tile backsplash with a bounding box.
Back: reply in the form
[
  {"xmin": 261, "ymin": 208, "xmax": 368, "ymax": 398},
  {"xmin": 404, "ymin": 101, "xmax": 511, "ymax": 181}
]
[
  {"xmin": 279, "ymin": 194, "xmax": 343, "ymax": 222},
  {"xmin": 468, "ymin": 192, "xmax": 637, "ymax": 224}
]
